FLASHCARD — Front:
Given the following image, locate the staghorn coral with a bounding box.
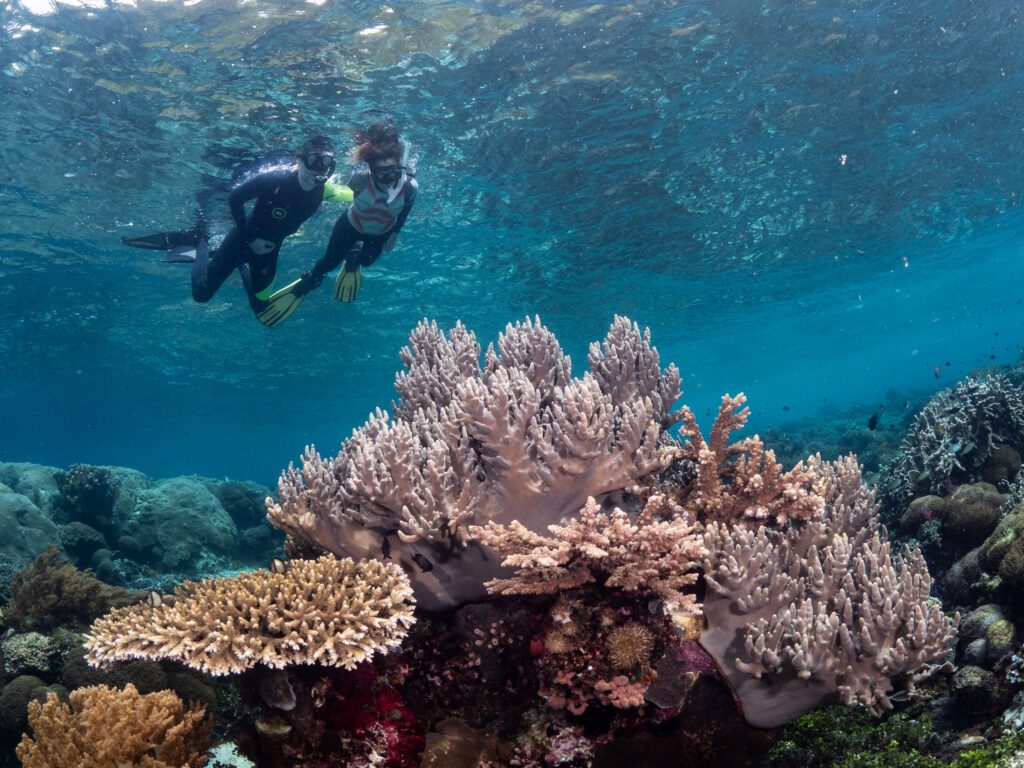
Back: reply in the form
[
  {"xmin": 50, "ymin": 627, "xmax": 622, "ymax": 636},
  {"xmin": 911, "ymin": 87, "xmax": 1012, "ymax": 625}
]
[
  {"xmin": 16, "ymin": 683, "xmax": 211, "ymax": 768},
  {"xmin": 5, "ymin": 546, "xmax": 142, "ymax": 631},
  {"xmin": 676, "ymin": 393, "xmax": 825, "ymax": 525},
  {"xmin": 83, "ymin": 555, "xmax": 415, "ymax": 676},
  {"xmin": 700, "ymin": 454, "xmax": 958, "ymax": 728},
  {"xmin": 267, "ymin": 315, "xmax": 682, "ymax": 609},
  {"xmin": 879, "ymin": 374, "xmax": 1024, "ymax": 514},
  {"xmin": 471, "ymin": 494, "xmax": 705, "ymax": 615}
]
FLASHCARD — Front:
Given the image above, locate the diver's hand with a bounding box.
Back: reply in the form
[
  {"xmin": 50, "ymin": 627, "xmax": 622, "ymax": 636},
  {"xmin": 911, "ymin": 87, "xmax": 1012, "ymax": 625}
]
[
  {"xmin": 248, "ymin": 238, "xmax": 277, "ymax": 256},
  {"xmin": 293, "ymin": 271, "xmax": 323, "ymax": 297},
  {"xmin": 383, "ymin": 232, "xmax": 397, "ymax": 252}
]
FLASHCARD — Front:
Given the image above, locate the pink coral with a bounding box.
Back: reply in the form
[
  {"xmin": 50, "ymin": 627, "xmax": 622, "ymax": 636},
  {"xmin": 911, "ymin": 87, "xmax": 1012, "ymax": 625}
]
[
  {"xmin": 595, "ymin": 676, "xmax": 648, "ymax": 709},
  {"xmin": 471, "ymin": 494, "xmax": 705, "ymax": 615}
]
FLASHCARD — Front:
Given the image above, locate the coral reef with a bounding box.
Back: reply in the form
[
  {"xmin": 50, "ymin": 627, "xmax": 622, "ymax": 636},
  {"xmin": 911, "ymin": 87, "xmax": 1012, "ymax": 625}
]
[
  {"xmin": 84, "ymin": 554, "xmax": 415, "ymax": 675},
  {"xmin": 16, "ymin": 683, "xmax": 212, "ymax": 768},
  {"xmin": 701, "ymin": 454, "xmax": 958, "ymax": 728},
  {"xmin": 268, "ymin": 315, "xmax": 682, "ymax": 609},
  {"xmin": 879, "ymin": 375, "xmax": 1024, "ymax": 515}
]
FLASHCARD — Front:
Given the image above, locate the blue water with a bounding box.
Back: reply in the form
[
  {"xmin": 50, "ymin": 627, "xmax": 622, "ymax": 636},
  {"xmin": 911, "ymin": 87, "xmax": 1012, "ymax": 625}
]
[{"xmin": 1, "ymin": 0, "xmax": 1022, "ymax": 484}]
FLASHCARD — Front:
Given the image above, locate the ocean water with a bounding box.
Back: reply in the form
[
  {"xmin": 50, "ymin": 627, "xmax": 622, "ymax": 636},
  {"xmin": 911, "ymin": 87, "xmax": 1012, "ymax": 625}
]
[{"xmin": 1, "ymin": 0, "xmax": 1022, "ymax": 485}]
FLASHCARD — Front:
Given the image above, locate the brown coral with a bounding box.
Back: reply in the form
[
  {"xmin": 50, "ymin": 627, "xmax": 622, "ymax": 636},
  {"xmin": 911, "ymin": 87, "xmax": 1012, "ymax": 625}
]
[
  {"xmin": 16, "ymin": 683, "xmax": 211, "ymax": 768},
  {"xmin": 84, "ymin": 555, "xmax": 415, "ymax": 676},
  {"xmin": 677, "ymin": 393, "xmax": 824, "ymax": 525},
  {"xmin": 5, "ymin": 546, "xmax": 142, "ymax": 631}
]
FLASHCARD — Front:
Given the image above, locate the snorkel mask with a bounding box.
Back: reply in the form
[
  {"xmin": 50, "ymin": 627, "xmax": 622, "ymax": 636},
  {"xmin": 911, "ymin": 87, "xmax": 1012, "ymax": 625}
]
[
  {"xmin": 371, "ymin": 141, "xmax": 412, "ymax": 202},
  {"xmin": 302, "ymin": 151, "xmax": 337, "ymax": 183}
]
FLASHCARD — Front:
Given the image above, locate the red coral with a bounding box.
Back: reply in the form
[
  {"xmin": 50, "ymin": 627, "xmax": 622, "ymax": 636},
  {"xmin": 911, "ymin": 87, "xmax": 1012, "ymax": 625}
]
[{"xmin": 323, "ymin": 665, "xmax": 424, "ymax": 768}]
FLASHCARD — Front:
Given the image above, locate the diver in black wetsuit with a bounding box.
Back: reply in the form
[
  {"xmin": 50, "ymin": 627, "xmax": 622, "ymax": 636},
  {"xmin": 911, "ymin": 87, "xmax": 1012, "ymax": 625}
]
[{"xmin": 122, "ymin": 135, "xmax": 352, "ymax": 322}]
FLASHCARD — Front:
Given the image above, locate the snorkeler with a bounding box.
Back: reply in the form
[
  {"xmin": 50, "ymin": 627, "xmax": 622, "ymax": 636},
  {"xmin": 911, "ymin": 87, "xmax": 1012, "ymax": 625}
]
[
  {"xmin": 121, "ymin": 135, "xmax": 352, "ymax": 326},
  {"xmin": 257, "ymin": 119, "xmax": 418, "ymax": 325}
]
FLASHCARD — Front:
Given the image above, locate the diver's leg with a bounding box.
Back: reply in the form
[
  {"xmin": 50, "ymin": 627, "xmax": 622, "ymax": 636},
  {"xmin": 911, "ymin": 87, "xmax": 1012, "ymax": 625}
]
[
  {"xmin": 357, "ymin": 235, "xmax": 386, "ymax": 268},
  {"xmin": 310, "ymin": 215, "xmax": 359, "ymax": 280},
  {"xmin": 191, "ymin": 229, "xmax": 242, "ymax": 303},
  {"xmin": 239, "ymin": 251, "xmax": 280, "ymax": 315}
]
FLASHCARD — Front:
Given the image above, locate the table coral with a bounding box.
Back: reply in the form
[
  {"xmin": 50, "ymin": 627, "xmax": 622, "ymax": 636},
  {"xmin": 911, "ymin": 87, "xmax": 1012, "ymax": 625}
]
[{"xmin": 83, "ymin": 554, "xmax": 414, "ymax": 676}]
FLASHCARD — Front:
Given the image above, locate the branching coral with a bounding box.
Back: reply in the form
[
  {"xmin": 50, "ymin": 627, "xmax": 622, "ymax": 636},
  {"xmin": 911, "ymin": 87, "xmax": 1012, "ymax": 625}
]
[
  {"xmin": 676, "ymin": 393, "xmax": 824, "ymax": 525},
  {"xmin": 16, "ymin": 683, "xmax": 211, "ymax": 768},
  {"xmin": 700, "ymin": 455, "xmax": 958, "ymax": 728},
  {"xmin": 879, "ymin": 374, "xmax": 1024, "ymax": 513},
  {"xmin": 471, "ymin": 494, "xmax": 705, "ymax": 615},
  {"xmin": 267, "ymin": 315, "xmax": 682, "ymax": 609},
  {"xmin": 84, "ymin": 555, "xmax": 415, "ymax": 676}
]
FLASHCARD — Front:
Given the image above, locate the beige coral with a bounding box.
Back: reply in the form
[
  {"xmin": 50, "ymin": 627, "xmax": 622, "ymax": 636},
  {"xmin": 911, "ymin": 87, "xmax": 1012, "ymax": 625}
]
[
  {"xmin": 471, "ymin": 494, "xmax": 705, "ymax": 615},
  {"xmin": 16, "ymin": 683, "xmax": 211, "ymax": 768},
  {"xmin": 84, "ymin": 555, "xmax": 415, "ymax": 676}
]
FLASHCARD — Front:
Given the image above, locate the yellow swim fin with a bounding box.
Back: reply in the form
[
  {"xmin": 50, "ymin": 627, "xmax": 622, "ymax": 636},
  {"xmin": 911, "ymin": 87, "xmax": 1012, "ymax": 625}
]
[
  {"xmin": 333, "ymin": 261, "xmax": 361, "ymax": 303},
  {"xmin": 256, "ymin": 278, "xmax": 306, "ymax": 328}
]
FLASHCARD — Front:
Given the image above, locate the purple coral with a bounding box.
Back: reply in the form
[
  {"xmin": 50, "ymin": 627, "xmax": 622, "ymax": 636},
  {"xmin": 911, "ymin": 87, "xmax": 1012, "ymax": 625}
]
[
  {"xmin": 267, "ymin": 316, "xmax": 682, "ymax": 609},
  {"xmin": 700, "ymin": 454, "xmax": 958, "ymax": 727}
]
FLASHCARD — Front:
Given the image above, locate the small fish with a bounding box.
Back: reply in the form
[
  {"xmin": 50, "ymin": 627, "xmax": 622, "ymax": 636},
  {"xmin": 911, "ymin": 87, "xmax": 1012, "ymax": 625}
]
[
  {"xmin": 381, "ymin": 536, "xmax": 392, "ymax": 559},
  {"xmin": 411, "ymin": 553, "xmax": 434, "ymax": 572},
  {"xmin": 867, "ymin": 413, "xmax": 880, "ymax": 431},
  {"xmin": 989, "ymin": 354, "xmax": 996, "ymax": 360},
  {"xmin": 146, "ymin": 590, "xmax": 163, "ymax": 608},
  {"xmin": 934, "ymin": 366, "xmax": 942, "ymax": 378},
  {"xmin": 782, "ymin": 405, "xmax": 790, "ymax": 411},
  {"xmin": 903, "ymin": 401, "xmax": 910, "ymax": 409},
  {"xmin": 269, "ymin": 557, "xmax": 287, "ymax": 574}
]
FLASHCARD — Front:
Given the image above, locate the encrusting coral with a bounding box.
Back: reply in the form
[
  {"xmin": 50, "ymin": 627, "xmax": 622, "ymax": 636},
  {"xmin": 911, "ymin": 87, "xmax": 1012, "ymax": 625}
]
[
  {"xmin": 83, "ymin": 554, "xmax": 415, "ymax": 675},
  {"xmin": 267, "ymin": 315, "xmax": 683, "ymax": 609},
  {"xmin": 16, "ymin": 683, "xmax": 211, "ymax": 768}
]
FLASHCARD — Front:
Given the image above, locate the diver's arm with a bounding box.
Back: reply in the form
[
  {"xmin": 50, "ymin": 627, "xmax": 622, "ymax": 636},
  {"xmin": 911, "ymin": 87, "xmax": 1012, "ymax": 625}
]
[
  {"xmin": 227, "ymin": 176, "xmax": 263, "ymax": 234},
  {"xmin": 384, "ymin": 179, "xmax": 418, "ymax": 250},
  {"xmin": 322, "ymin": 177, "xmax": 354, "ymax": 203}
]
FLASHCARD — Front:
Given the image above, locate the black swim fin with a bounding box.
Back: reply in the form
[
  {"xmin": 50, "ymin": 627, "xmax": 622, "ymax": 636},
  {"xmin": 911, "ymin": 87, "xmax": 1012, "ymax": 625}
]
[
  {"xmin": 162, "ymin": 245, "xmax": 197, "ymax": 263},
  {"xmin": 122, "ymin": 228, "xmax": 203, "ymax": 251}
]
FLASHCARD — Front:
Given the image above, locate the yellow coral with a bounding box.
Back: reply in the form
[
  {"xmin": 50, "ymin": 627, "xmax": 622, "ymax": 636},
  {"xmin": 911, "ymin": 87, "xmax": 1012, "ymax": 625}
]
[
  {"xmin": 84, "ymin": 555, "xmax": 415, "ymax": 676},
  {"xmin": 16, "ymin": 683, "xmax": 211, "ymax": 768}
]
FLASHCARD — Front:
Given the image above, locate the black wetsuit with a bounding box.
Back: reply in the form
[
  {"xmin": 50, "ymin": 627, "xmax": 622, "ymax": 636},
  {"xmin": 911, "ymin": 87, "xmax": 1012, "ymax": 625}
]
[
  {"xmin": 192, "ymin": 167, "xmax": 326, "ymax": 313},
  {"xmin": 309, "ymin": 169, "xmax": 418, "ymax": 282}
]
